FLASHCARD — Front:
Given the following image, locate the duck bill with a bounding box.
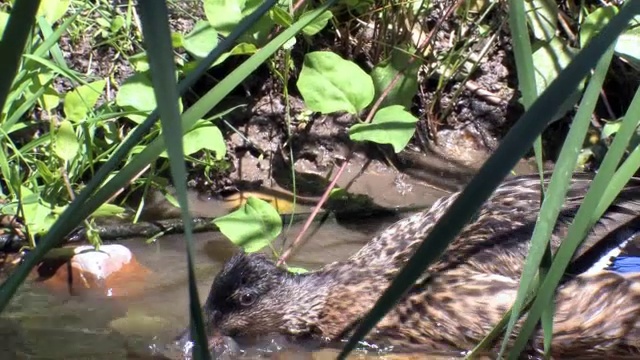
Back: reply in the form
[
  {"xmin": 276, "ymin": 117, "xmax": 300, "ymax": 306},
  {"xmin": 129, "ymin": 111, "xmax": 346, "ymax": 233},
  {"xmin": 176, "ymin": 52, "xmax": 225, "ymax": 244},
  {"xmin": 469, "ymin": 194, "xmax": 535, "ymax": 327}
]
[{"xmin": 174, "ymin": 326, "xmax": 240, "ymax": 358}]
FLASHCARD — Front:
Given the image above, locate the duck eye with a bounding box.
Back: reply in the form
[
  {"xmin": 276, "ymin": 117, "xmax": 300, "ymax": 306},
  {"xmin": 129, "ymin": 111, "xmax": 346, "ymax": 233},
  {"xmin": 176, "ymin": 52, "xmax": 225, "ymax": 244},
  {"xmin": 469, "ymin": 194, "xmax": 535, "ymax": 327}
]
[{"xmin": 239, "ymin": 292, "xmax": 256, "ymax": 306}]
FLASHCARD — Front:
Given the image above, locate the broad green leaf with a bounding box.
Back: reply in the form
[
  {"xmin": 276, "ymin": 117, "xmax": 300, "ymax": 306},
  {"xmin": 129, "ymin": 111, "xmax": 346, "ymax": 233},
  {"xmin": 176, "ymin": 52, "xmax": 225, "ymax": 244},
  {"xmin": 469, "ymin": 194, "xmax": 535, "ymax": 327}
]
[
  {"xmin": 120, "ymin": 105, "xmax": 150, "ymax": 124},
  {"xmin": 160, "ymin": 121, "xmax": 226, "ymax": 159},
  {"xmin": 111, "ymin": 15, "xmax": 125, "ymax": 32},
  {"xmin": 270, "ymin": 6, "xmax": 293, "ymax": 28},
  {"xmin": 300, "ymin": 10, "xmax": 332, "ymax": 36},
  {"xmin": 615, "ymin": 27, "xmax": 640, "ymax": 70},
  {"xmin": 27, "ymin": 71, "xmax": 59, "ymax": 112},
  {"xmin": 601, "ymin": 119, "xmax": 622, "ymax": 138},
  {"xmin": 524, "ymin": 0, "xmax": 557, "ymax": 41},
  {"xmin": 184, "ymin": 123, "xmax": 226, "ymax": 159},
  {"xmin": 287, "ymin": 266, "xmax": 309, "ymax": 274},
  {"xmin": 39, "ymin": 85, "xmax": 60, "ymax": 112},
  {"xmin": 297, "ymin": 51, "xmax": 374, "ymax": 114},
  {"xmin": 204, "ymin": 0, "xmax": 245, "ymax": 36},
  {"xmin": 214, "ymin": 197, "xmax": 282, "ymax": 252},
  {"xmin": 532, "ymin": 37, "xmax": 581, "ymax": 121},
  {"xmin": 580, "ymin": 6, "xmax": 619, "ymax": 48},
  {"xmin": 462, "ymin": 0, "xmax": 490, "ymax": 13},
  {"xmin": 37, "ymin": 0, "xmax": 70, "ymax": 24},
  {"xmin": 183, "ymin": 21, "xmax": 219, "ymax": 59},
  {"xmin": 116, "ymin": 72, "xmax": 157, "ymax": 112},
  {"xmin": 130, "ymin": 52, "xmax": 150, "ymax": 72},
  {"xmin": 349, "ymin": 105, "xmax": 418, "ymax": 152},
  {"xmin": 370, "ymin": 49, "xmax": 420, "ymax": 110},
  {"xmin": 20, "ymin": 190, "xmax": 55, "ymax": 235},
  {"xmin": 237, "ymin": 0, "xmax": 277, "ymax": 44},
  {"xmin": 63, "ymin": 80, "xmax": 106, "ymax": 122},
  {"xmin": 54, "ymin": 120, "xmax": 79, "ymax": 161},
  {"xmin": 96, "ymin": 17, "xmax": 110, "ymax": 29}
]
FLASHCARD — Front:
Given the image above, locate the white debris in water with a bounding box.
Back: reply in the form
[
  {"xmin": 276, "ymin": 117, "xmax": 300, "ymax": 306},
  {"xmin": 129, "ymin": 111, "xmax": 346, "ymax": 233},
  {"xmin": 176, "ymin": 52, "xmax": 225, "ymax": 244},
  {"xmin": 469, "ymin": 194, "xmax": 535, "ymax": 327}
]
[{"xmin": 70, "ymin": 244, "xmax": 133, "ymax": 280}]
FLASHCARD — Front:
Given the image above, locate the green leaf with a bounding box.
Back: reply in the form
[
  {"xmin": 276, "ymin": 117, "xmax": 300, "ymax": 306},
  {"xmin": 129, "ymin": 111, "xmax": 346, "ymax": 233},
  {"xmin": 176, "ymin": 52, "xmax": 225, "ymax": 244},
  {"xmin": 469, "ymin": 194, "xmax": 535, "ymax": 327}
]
[
  {"xmin": 34, "ymin": 160, "xmax": 57, "ymax": 183},
  {"xmin": 160, "ymin": 120, "xmax": 226, "ymax": 159},
  {"xmin": 130, "ymin": 52, "xmax": 150, "ymax": 72},
  {"xmin": 213, "ymin": 196, "xmax": 282, "ymax": 253},
  {"xmin": 601, "ymin": 119, "xmax": 622, "ymax": 138},
  {"xmin": 116, "ymin": 72, "xmax": 157, "ymax": 112},
  {"xmin": 297, "ymin": 51, "xmax": 374, "ymax": 114},
  {"xmin": 20, "ymin": 189, "xmax": 56, "ymax": 235},
  {"xmin": 349, "ymin": 105, "xmax": 418, "ymax": 152},
  {"xmin": 270, "ymin": 6, "xmax": 293, "ymax": 28},
  {"xmin": 204, "ymin": 0, "xmax": 246, "ymax": 36},
  {"xmin": 212, "ymin": 42, "xmax": 258, "ymax": 66},
  {"xmin": 300, "ymin": 10, "xmax": 332, "ymax": 36},
  {"xmin": 37, "ymin": 0, "xmax": 70, "ymax": 24},
  {"xmin": 54, "ymin": 120, "xmax": 79, "ymax": 161},
  {"xmin": 183, "ymin": 21, "xmax": 219, "ymax": 59},
  {"xmin": 370, "ymin": 49, "xmax": 420, "ymax": 110},
  {"xmin": 580, "ymin": 6, "xmax": 619, "ymax": 48},
  {"xmin": 111, "ymin": 15, "xmax": 125, "ymax": 32},
  {"xmin": 287, "ymin": 266, "xmax": 309, "ymax": 274},
  {"xmin": 524, "ymin": 0, "xmax": 557, "ymax": 41},
  {"xmin": 615, "ymin": 27, "xmax": 640, "ymax": 70},
  {"xmin": 27, "ymin": 71, "xmax": 60, "ymax": 112},
  {"xmin": 532, "ymin": 37, "xmax": 581, "ymax": 121},
  {"xmin": 0, "ymin": 12, "xmax": 9, "ymax": 37},
  {"xmin": 171, "ymin": 32, "xmax": 183, "ymax": 48},
  {"xmin": 63, "ymin": 80, "xmax": 106, "ymax": 122},
  {"xmin": 92, "ymin": 203, "xmax": 126, "ymax": 217}
]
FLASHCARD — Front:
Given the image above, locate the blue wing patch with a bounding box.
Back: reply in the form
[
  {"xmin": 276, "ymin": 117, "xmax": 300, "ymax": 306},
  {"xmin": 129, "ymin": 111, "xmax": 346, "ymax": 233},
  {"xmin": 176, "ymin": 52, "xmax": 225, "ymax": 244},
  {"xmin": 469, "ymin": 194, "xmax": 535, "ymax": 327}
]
[{"xmin": 609, "ymin": 256, "xmax": 640, "ymax": 274}]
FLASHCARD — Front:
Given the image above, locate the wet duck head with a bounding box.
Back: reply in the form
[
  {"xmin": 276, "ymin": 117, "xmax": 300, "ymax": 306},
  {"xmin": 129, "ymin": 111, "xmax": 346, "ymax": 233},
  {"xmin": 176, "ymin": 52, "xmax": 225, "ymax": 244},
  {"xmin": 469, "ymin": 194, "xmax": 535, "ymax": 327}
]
[
  {"xmin": 199, "ymin": 252, "xmax": 332, "ymax": 340},
  {"xmin": 177, "ymin": 172, "xmax": 640, "ymax": 358}
]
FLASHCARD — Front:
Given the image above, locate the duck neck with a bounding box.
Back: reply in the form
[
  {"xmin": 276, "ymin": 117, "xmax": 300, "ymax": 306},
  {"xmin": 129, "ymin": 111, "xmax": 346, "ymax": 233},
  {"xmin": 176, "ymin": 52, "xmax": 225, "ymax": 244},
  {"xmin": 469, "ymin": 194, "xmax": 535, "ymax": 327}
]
[{"xmin": 278, "ymin": 270, "xmax": 336, "ymax": 339}]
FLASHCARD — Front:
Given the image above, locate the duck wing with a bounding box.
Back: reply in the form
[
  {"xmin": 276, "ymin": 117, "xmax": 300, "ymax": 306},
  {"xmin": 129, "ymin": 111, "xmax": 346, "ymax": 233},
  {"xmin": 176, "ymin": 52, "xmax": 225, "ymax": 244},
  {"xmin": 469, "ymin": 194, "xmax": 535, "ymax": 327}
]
[
  {"xmin": 346, "ymin": 171, "xmax": 640, "ymax": 280},
  {"xmin": 432, "ymin": 172, "xmax": 640, "ymax": 278}
]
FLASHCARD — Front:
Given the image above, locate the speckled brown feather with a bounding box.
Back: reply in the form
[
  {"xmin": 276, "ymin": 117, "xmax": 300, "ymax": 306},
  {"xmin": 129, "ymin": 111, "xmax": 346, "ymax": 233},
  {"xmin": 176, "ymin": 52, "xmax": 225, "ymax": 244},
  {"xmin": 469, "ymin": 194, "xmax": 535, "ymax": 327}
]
[{"xmin": 195, "ymin": 172, "xmax": 640, "ymax": 357}]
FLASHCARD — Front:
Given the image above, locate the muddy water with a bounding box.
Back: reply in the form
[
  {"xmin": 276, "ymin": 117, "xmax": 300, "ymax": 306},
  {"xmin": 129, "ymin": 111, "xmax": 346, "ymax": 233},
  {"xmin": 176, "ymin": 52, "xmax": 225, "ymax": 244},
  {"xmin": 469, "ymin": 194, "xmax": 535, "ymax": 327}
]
[
  {"xmin": 0, "ymin": 214, "xmax": 416, "ymax": 360},
  {"xmin": 0, "ymin": 156, "xmax": 541, "ymax": 359}
]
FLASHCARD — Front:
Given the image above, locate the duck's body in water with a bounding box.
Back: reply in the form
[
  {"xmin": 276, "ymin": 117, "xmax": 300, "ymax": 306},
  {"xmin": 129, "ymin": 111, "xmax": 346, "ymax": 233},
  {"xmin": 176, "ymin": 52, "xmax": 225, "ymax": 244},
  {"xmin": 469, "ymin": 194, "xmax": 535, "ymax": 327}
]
[{"xmin": 179, "ymin": 173, "xmax": 640, "ymax": 358}]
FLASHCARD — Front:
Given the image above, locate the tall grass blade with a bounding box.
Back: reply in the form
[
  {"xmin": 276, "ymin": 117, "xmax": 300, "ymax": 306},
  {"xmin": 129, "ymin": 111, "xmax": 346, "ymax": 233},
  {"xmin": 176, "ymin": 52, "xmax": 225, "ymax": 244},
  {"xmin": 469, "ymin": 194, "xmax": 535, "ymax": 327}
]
[
  {"xmin": 499, "ymin": 44, "xmax": 616, "ymax": 357},
  {"xmin": 0, "ymin": 0, "xmax": 40, "ymax": 113},
  {"xmin": 506, "ymin": 0, "xmax": 549, "ymax": 350},
  {"xmin": 509, "ymin": 60, "xmax": 640, "ymax": 358},
  {"xmin": 137, "ymin": 1, "xmax": 210, "ymax": 359},
  {"xmin": 337, "ymin": 3, "xmax": 640, "ymax": 358}
]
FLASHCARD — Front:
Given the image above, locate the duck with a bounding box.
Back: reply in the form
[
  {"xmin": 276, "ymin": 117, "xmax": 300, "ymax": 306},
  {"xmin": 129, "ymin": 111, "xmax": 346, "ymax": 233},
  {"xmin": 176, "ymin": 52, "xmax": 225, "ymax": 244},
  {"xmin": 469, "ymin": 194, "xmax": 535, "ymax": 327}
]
[{"xmin": 179, "ymin": 172, "xmax": 640, "ymax": 358}]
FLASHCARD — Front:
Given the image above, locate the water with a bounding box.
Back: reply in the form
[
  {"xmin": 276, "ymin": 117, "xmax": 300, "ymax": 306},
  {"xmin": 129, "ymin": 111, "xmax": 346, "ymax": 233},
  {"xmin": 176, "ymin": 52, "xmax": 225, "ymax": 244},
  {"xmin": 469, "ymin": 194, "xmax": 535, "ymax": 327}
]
[
  {"xmin": 0, "ymin": 156, "xmax": 539, "ymax": 359},
  {"xmin": 0, "ymin": 217, "xmax": 401, "ymax": 359}
]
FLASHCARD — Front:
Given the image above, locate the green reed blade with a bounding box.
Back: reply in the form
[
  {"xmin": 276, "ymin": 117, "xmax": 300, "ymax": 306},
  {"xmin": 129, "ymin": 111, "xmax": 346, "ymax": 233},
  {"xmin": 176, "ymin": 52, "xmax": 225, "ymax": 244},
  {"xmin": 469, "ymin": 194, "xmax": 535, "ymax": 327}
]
[
  {"xmin": 137, "ymin": 1, "xmax": 210, "ymax": 359},
  {"xmin": 508, "ymin": 43, "xmax": 640, "ymax": 358},
  {"xmin": 0, "ymin": 0, "xmax": 41, "ymax": 117}
]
